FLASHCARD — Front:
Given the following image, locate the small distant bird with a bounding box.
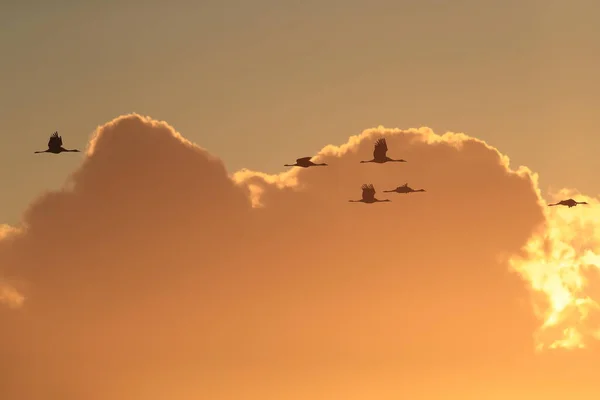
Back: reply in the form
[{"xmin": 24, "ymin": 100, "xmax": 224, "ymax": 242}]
[
  {"xmin": 34, "ymin": 132, "xmax": 80, "ymax": 154},
  {"xmin": 284, "ymin": 157, "xmax": 327, "ymax": 168},
  {"xmin": 349, "ymin": 184, "xmax": 391, "ymax": 203},
  {"xmin": 548, "ymin": 198, "xmax": 588, "ymax": 208},
  {"xmin": 383, "ymin": 183, "xmax": 426, "ymax": 194},
  {"xmin": 360, "ymin": 138, "xmax": 406, "ymax": 164}
]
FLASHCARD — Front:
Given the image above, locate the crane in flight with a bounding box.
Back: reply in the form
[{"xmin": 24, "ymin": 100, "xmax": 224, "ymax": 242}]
[
  {"xmin": 548, "ymin": 198, "xmax": 588, "ymax": 208},
  {"xmin": 34, "ymin": 132, "xmax": 80, "ymax": 154},
  {"xmin": 348, "ymin": 184, "xmax": 390, "ymax": 203},
  {"xmin": 284, "ymin": 156, "xmax": 327, "ymax": 168},
  {"xmin": 360, "ymin": 138, "xmax": 406, "ymax": 164},
  {"xmin": 383, "ymin": 183, "xmax": 426, "ymax": 194}
]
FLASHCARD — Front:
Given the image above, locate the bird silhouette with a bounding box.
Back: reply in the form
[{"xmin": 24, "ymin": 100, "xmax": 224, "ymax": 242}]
[
  {"xmin": 34, "ymin": 132, "xmax": 80, "ymax": 154},
  {"xmin": 383, "ymin": 183, "xmax": 426, "ymax": 194},
  {"xmin": 360, "ymin": 138, "xmax": 406, "ymax": 163},
  {"xmin": 548, "ymin": 198, "xmax": 588, "ymax": 208},
  {"xmin": 348, "ymin": 184, "xmax": 391, "ymax": 203},
  {"xmin": 284, "ymin": 157, "xmax": 327, "ymax": 168}
]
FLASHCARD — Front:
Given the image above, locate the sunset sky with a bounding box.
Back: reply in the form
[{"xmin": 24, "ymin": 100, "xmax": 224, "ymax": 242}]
[{"xmin": 2, "ymin": 1, "xmax": 600, "ymax": 399}]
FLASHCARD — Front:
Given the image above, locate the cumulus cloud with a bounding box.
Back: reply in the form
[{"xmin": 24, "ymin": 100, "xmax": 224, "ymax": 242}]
[
  {"xmin": 0, "ymin": 114, "xmax": 598, "ymax": 399},
  {"xmin": 509, "ymin": 187, "xmax": 600, "ymax": 351}
]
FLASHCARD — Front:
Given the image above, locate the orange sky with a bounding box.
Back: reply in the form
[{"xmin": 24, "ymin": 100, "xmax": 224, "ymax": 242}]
[
  {"xmin": 2, "ymin": 1, "xmax": 600, "ymax": 229},
  {"xmin": 1, "ymin": 114, "xmax": 599, "ymax": 399}
]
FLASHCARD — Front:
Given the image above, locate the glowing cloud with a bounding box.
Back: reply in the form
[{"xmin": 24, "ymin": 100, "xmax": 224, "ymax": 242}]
[
  {"xmin": 0, "ymin": 283, "xmax": 24, "ymax": 308},
  {"xmin": 509, "ymin": 188, "xmax": 600, "ymax": 351},
  {"xmin": 0, "ymin": 114, "xmax": 597, "ymax": 398}
]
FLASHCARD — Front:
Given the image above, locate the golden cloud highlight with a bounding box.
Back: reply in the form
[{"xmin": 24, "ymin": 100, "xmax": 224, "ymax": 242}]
[
  {"xmin": 509, "ymin": 188, "xmax": 600, "ymax": 351},
  {"xmin": 0, "ymin": 283, "xmax": 24, "ymax": 309}
]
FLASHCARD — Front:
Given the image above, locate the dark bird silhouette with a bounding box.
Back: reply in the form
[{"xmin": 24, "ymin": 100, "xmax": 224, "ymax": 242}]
[
  {"xmin": 284, "ymin": 156, "xmax": 327, "ymax": 168},
  {"xmin": 34, "ymin": 132, "xmax": 80, "ymax": 154},
  {"xmin": 383, "ymin": 183, "xmax": 426, "ymax": 194},
  {"xmin": 548, "ymin": 198, "xmax": 588, "ymax": 208},
  {"xmin": 360, "ymin": 138, "xmax": 406, "ymax": 163},
  {"xmin": 348, "ymin": 184, "xmax": 391, "ymax": 203}
]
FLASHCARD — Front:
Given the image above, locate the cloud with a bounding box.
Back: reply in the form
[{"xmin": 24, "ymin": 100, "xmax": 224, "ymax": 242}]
[
  {"xmin": 0, "ymin": 225, "xmax": 24, "ymax": 309},
  {"xmin": 509, "ymin": 187, "xmax": 600, "ymax": 351},
  {"xmin": 0, "ymin": 282, "xmax": 23, "ymax": 309},
  {"xmin": 0, "ymin": 114, "xmax": 597, "ymax": 399}
]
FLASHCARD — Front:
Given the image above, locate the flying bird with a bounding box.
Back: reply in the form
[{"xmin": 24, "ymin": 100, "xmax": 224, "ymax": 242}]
[
  {"xmin": 360, "ymin": 138, "xmax": 406, "ymax": 163},
  {"xmin": 348, "ymin": 184, "xmax": 391, "ymax": 203},
  {"xmin": 284, "ymin": 157, "xmax": 327, "ymax": 168},
  {"xmin": 34, "ymin": 132, "xmax": 80, "ymax": 154},
  {"xmin": 548, "ymin": 198, "xmax": 588, "ymax": 208},
  {"xmin": 383, "ymin": 183, "xmax": 426, "ymax": 194}
]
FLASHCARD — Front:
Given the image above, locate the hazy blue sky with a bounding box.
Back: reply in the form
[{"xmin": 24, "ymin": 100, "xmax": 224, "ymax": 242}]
[{"xmin": 1, "ymin": 0, "xmax": 599, "ymax": 224}]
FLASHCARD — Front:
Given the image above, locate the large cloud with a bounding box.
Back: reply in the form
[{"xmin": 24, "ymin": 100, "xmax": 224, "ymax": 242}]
[{"xmin": 0, "ymin": 114, "xmax": 598, "ymax": 399}]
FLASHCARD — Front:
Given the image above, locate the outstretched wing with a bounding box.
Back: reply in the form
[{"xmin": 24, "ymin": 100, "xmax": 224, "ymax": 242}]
[
  {"xmin": 48, "ymin": 132, "xmax": 62, "ymax": 148},
  {"xmin": 549, "ymin": 200, "xmax": 568, "ymax": 206},
  {"xmin": 296, "ymin": 157, "xmax": 312, "ymax": 163},
  {"xmin": 373, "ymin": 138, "xmax": 388, "ymax": 159},
  {"xmin": 361, "ymin": 184, "xmax": 376, "ymax": 201}
]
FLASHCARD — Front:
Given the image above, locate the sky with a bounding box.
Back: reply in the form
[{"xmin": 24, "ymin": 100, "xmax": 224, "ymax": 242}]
[
  {"xmin": 2, "ymin": 1, "xmax": 600, "ymax": 399},
  {"xmin": 1, "ymin": 0, "xmax": 600, "ymax": 224}
]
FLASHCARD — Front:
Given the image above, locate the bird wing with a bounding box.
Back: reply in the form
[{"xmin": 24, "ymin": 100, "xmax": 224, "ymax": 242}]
[
  {"xmin": 296, "ymin": 157, "xmax": 312, "ymax": 163},
  {"xmin": 373, "ymin": 138, "xmax": 388, "ymax": 159},
  {"xmin": 361, "ymin": 184, "xmax": 376, "ymax": 201}
]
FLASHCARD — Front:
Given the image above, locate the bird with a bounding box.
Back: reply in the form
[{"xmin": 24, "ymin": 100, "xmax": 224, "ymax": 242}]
[
  {"xmin": 34, "ymin": 132, "xmax": 80, "ymax": 154},
  {"xmin": 383, "ymin": 183, "xmax": 426, "ymax": 194},
  {"xmin": 548, "ymin": 198, "xmax": 588, "ymax": 208},
  {"xmin": 348, "ymin": 184, "xmax": 391, "ymax": 203},
  {"xmin": 360, "ymin": 138, "xmax": 406, "ymax": 163},
  {"xmin": 284, "ymin": 156, "xmax": 327, "ymax": 168}
]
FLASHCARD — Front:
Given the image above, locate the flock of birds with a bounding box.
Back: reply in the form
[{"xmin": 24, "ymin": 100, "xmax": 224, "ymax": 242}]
[
  {"xmin": 285, "ymin": 138, "xmax": 421, "ymax": 204},
  {"xmin": 34, "ymin": 132, "xmax": 587, "ymax": 208},
  {"xmin": 284, "ymin": 137, "xmax": 588, "ymax": 208}
]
